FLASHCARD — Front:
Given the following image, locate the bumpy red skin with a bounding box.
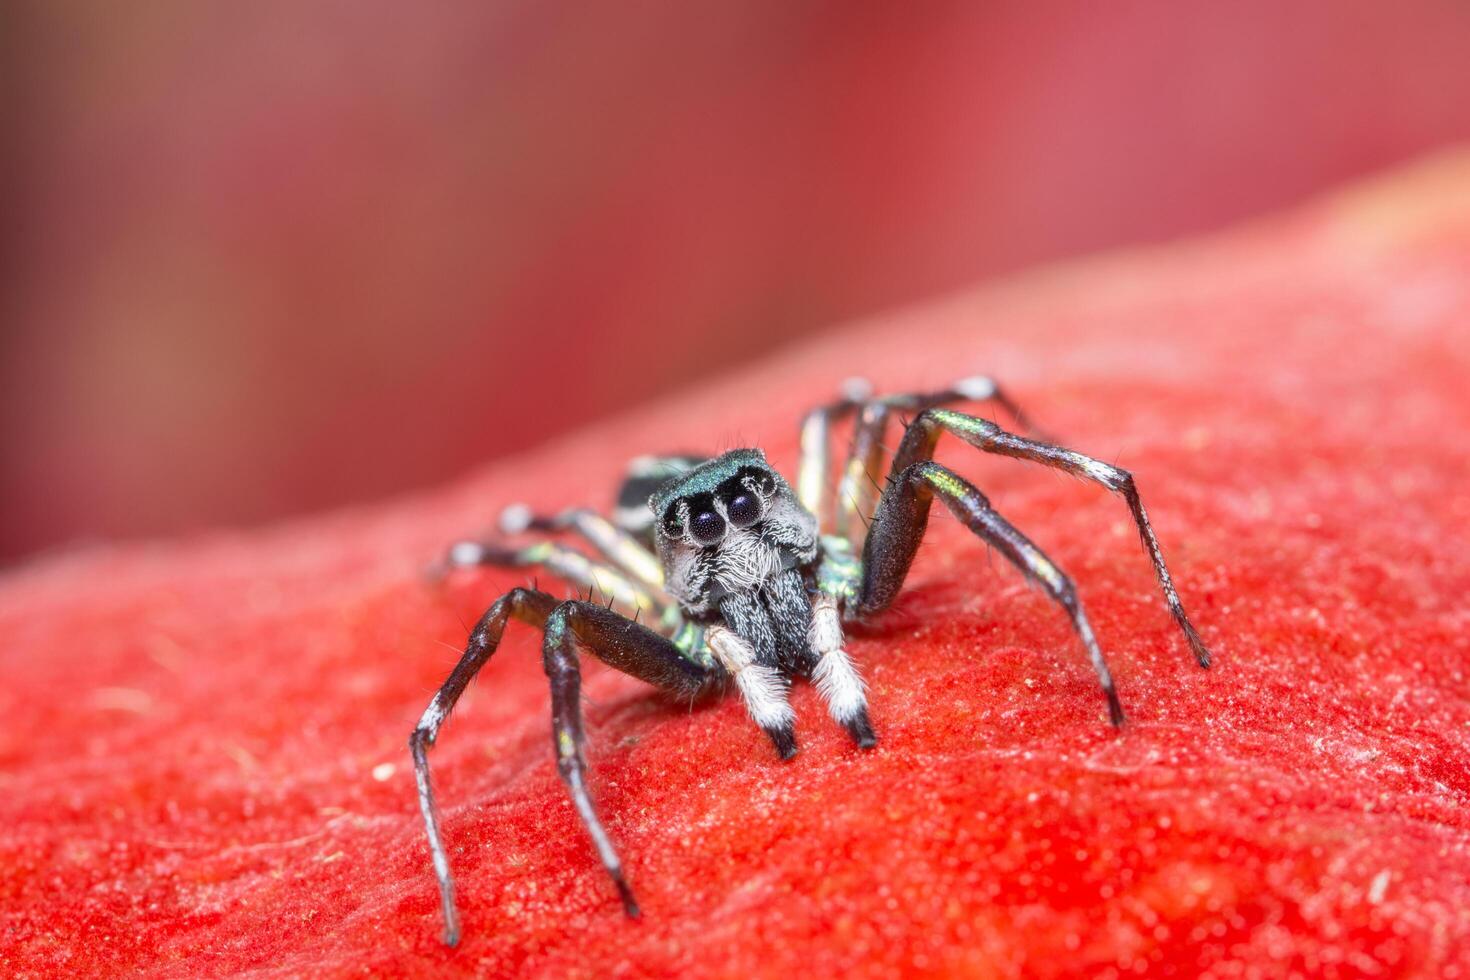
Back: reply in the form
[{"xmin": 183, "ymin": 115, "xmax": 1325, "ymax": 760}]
[{"xmin": 5, "ymin": 155, "xmax": 1470, "ymax": 978}]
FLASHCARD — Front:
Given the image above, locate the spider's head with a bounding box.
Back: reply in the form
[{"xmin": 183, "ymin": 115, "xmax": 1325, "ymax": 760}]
[
  {"xmin": 649, "ymin": 449, "xmax": 784, "ymax": 551},
  {"xmin": 648, "ymin": 449, "xmax": 817, "ymax": 612}
]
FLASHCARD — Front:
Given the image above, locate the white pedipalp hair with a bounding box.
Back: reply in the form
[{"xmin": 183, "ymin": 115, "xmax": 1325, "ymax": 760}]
[
  {"xmin": 808, "ymin": 594, "xmax": 868, "ymax": 725},
  {"xmin": 710, "ymin": 527, "xmax": 786, "ymax": 595},
  {"xmin": 706, "ymin": 626, "xmax": 794, "ymax": 732}
]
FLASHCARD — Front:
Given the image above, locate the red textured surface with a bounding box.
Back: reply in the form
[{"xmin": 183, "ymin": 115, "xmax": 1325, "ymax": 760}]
[{"xmin": 5, "ymin": 153, "xmax": 1470, "ymax": 978}]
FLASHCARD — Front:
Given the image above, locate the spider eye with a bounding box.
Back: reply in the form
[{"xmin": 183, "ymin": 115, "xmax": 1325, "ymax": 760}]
[
  {"xmin": 689, "ymin": 510, "xmax": 726, "ymax": 546},
  {"xmin": 661, "ymin": 509, "xmax": 684, "ymax": 538},
  {"xmin": 725, "ymin": 492, "xmax": 761, "ymax": 527}
]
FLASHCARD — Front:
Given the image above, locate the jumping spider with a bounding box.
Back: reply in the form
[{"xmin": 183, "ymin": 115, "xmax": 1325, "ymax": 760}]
[{"xmin": 411, "ymin": 376, "xmax": 1211, "ymax": 945}]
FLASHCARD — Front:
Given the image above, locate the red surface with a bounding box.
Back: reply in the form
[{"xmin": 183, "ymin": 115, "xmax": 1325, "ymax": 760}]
[{"xmin": 5, "ymin": 153, "xmax": 1470, "ymax": 977}]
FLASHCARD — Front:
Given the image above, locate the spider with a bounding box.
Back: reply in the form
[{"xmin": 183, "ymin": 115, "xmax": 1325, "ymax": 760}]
[{"xmin": 410, "ymin": 375, "xmax": 1211, "ymax": 945}]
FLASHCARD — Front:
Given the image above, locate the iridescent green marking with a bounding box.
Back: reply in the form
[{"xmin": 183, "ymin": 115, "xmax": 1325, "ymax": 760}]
[
  {"xmin": 818, "ymin": 535, "xmax": 863, "ymax": 602},
  {"xmin": 920, "ymin": 465, "xmax": 970, "ymax": 500},
  {"xmin": 929, "ymin": 408, "xmax": 994, "ymax": 437},
  {"xmin": 920, "ymin": 464, "xmax": 1065, "ymax": 592},
  {"xmin": 670, "ymin": 620, "xmax": 712, "ymax": 668},
  {"xmin": 648, "ymin": 449, "xmax": 771, "ymax": 516},
  {"xmin": 522, "ymin": 541, "xmax": 556, "ymax": 563},
  {"xmin": 557, "ymin": 730, "xmax": 577, "ymax": 759}
]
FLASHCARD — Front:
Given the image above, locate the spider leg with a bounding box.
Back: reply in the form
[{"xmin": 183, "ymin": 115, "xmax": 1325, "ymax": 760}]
[
  {"xmin": 498, "ymin": 504, "xmax": 668, "ymax": 593},
  {"xmin": 890, "ymin": 408, "xmax": 1212, "ymax": 669},
  {"xmin": 439, "ymin": 537, "xmax": 670, "ymax": 623},
  {"xmin": 854, "ymin": 462, "xmax": 1125, "ymax": 726},
  {"xmin": 540, "ymin": 600, "xmax": 712, "ymax": 915},
  {"xmin": 808, "ymin": 593, "xmax": 876, "ymax": 747},
  {"xmin": 796, "ymin": 377, "xmax": 873, "ymax": 528},
  {"xmin": 410, "ymin": 586, "xmax": 557, "ymax": 946},
  {"xmin": 835, "ymin": 376, "xmax": 1041, "ymax": 543},
  {"xmin": 703, "ymin": 623, "xmax": 800, "ymax": 759},
  {"xmin": 410, "ymin": 588, "xmax": 711, "ymax": 944}
]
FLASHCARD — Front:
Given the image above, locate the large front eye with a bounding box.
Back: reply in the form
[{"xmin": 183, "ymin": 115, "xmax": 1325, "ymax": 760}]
[
  {"xmin": 689, "ymin": 509, "xmax": 726, "ymax": 546},
  {"xmin": 725, "ymin": 491, "xmax": 761, "ymax": 527}
]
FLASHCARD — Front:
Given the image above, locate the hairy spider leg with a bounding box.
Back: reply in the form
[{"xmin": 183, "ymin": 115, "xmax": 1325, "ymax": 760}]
[
  {"xmin": 807, "ymin": 592, "xmax": 876, "ymax": 747},
  {"xmin": 540, "ymin": 600, "xmax": 713, "ymax": 910},
  {"xmin": 891, "ymin": 408, "xmax": 1212, "ymax": 669},
  {"xmin": 411, "ymin": 588, "xmax": 714, "ymax": 945},
  {"xmin": 703, "ymin": 624, "xmax": 801, "ymax": 759},
  {"xmin": 440, "ymin": 538, "xmax": 670, "ymax": 625},
  {"xmin": 498, "ymin": 504, "xmax": 669, "ymax": 593},
  {"xmin": 410, "ymin": 586, "xmax": 555, "ymax": 946},
  {"xmin": 795, "ymin": 377, "xmax": 874, "ymax": 529},
  {"xmin": 854, "ymin": 461, "xmax": 1126, "ymax": 725},
  {"xmin": 833, "ymin": 376, "xmax": 1041, "ymax": 544}
]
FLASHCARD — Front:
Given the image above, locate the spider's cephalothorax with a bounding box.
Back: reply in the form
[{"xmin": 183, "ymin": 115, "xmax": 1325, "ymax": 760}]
[
  {"xmin": 644, "ymin": 450, "xmax": 873, "ymax": 756},
  {"xmin": 411, "ymin": 375, "xmax": 1213, "ymax": 945}
]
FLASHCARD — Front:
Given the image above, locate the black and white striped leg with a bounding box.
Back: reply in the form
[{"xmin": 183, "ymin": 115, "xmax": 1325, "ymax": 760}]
[
  {"xmin": 834, "ymin": 376, "xmax": 1044, "ymax": 542},
  {"xmin": 808, "ymin": 593, "xmax": 876, "ymax": 747},
  {"xmin": 705, "ymin": 624, "xmax": 799, "ymax": 758},
  {"xmin": 540, "ymin": 600, "xmax": 711, "ymax": 916},
  {"xmin": 410, "ymin": 590, "xmax": 711, "ymax": 945},
  {"xmin": 796, "ymin": 378, "xmax": 874, "ymax": 527},
  {"xmin": 498, "ymin": 504, "xmax": 669, "ymax": 595},
  {"xmin": 833, "ymin": 400, "xmax": 894, "ymax": 543},
  {"xmin": 853, "ymin": 463, "xmax": 1126, "ymax": 726},
  {"xmin": 409, "ymin": 587, "xmax": 558, "ymax": 946},
  {"xmin": 891, "ymin": 409, "xmax": 1212, "ymax": 670},
  {"xmin": 437, "ymin": 537, "xmax": 666, "ymax": 621}
]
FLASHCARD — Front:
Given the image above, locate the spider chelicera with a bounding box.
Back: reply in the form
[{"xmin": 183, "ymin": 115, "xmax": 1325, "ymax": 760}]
[{"xmin": 410, "ymin": 376, "xmax": 1212, "ymax": 945}]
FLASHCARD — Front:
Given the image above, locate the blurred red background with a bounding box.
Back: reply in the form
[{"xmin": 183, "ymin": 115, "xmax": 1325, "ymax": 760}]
[{"xmin": 5, "ymin": 1, "xmax": 1470, "ymax": 563}]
